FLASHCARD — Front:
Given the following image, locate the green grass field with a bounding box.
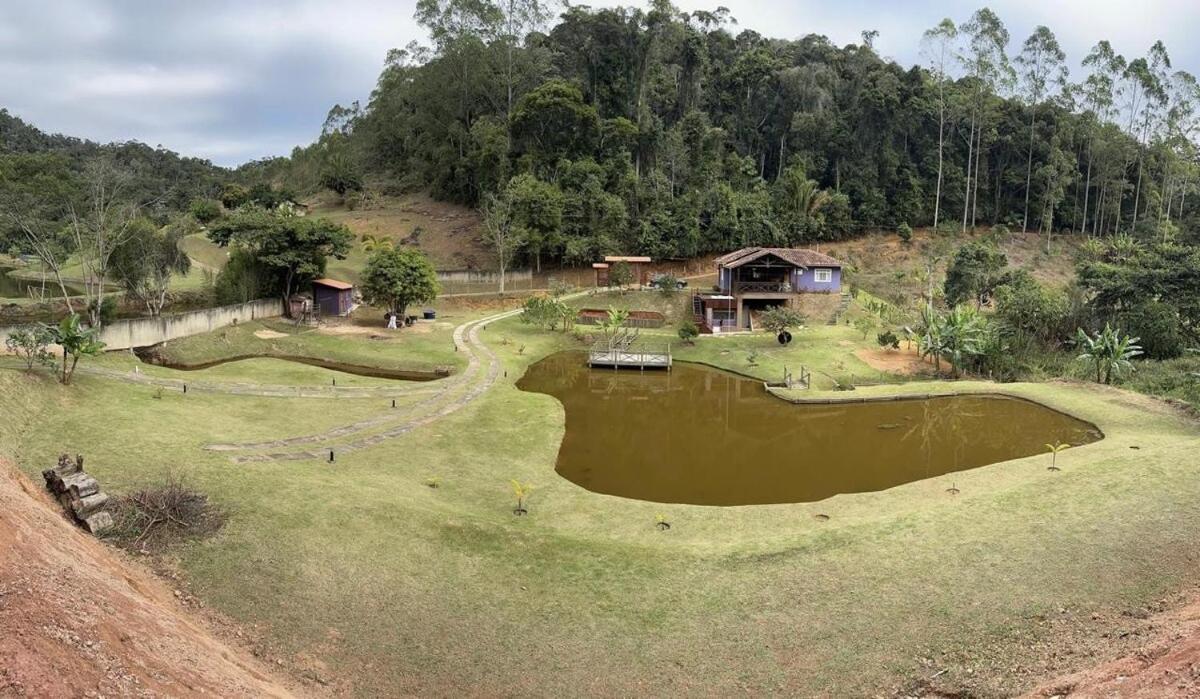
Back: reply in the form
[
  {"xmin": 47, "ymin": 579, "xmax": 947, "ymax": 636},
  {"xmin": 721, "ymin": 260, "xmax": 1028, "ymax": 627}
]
[{"xmin": 2, "ymin": 295, "xmax": 1199, "ymax": 696}]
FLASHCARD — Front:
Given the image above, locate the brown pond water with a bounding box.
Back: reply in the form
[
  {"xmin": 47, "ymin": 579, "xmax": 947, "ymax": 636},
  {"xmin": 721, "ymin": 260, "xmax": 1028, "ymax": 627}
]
[{"xmin": 516, "ymin": 352, "xmax": 1103, "ymax": 506}]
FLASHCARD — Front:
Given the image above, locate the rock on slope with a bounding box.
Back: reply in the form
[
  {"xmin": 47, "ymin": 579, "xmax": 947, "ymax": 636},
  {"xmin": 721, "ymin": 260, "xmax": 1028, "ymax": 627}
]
[{"xmin": 0, "ymin": 459, "xmax": 292, "ymax": 697}]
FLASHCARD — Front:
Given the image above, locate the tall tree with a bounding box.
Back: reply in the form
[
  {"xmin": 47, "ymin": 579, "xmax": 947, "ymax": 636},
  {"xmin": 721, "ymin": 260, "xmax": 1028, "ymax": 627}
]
[
  {"xmin": 1015, "ymin": 26, "xmax": 1067, "ymax": 233},
  {"xmin": 958, "ymin": 8, "xmax": 1014, "ymax": 232},
  {"xmin": 921, "ymin": 18, "xmax": 958, "ymax": 231},
  {"xmin": 1080, "ymin": 41, "xmax": 1123, "ymax": 236},
  {"xmin": 208, "ymin": 209, "xmax": 353, "ymax": 307}
]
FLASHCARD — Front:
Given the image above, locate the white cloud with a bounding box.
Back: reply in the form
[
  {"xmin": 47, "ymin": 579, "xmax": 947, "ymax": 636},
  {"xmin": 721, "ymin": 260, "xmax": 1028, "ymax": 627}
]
[
  {"xmin": 1, "ymin": 0, "xmax": 1198, "ymax": 167},
  {"xmin": 67, "ymin": 67, "xmax": 234, "ymax": 99}
]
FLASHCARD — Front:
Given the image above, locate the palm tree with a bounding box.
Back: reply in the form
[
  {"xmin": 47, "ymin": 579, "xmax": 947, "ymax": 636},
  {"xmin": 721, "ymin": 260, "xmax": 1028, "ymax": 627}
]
[
  {"xmin": 1075, "ymin": 324, "xmax": 1143, "ymax": 384},
  {"xmin": 360, "ymin": 233, "xmax": 394, "ymax": 253}
]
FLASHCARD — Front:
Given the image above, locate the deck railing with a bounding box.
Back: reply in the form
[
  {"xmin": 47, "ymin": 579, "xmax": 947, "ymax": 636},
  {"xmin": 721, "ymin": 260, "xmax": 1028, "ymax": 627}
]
[{"xmin": 734, "ymin": 281, "xmax": 792, "ymax": 293}]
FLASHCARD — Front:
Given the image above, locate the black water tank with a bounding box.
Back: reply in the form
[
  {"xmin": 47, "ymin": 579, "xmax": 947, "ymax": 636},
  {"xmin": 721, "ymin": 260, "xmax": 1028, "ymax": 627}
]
[{"xmin": 423, "ymin": 309, "xmax": 436, "ymax": 320}]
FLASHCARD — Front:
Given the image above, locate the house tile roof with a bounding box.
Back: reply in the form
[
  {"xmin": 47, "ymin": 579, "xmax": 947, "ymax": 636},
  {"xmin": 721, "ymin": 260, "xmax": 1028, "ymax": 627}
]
[
  {"xmin": 312, "ymin": 278, "xmax": 353, "ymax": 290},
  {"xmin": 715, "ymin": 247, "xmax": 843, "ymax": 269}
]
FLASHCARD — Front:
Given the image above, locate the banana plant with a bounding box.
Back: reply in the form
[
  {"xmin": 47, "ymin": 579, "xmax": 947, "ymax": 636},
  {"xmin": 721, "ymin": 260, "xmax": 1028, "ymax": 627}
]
[
  {"xmin": 44, "ymin": 313, "xmax": 105, "ymax": 385},
  {"xmin": 1075, "ymin": 324, "xmax": 1142, "ymax": 384},
  {"xmin": 511, "ymin": 480, "xmax": 533, "ymax": 515},
  {"xmin": 1044, "ymin": 441, "xmax": 1071, "ymax": 471}
]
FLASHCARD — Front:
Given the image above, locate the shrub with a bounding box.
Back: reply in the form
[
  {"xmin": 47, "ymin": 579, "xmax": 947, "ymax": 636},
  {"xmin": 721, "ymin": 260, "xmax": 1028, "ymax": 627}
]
[
  {"xmin": 876, "ymin": 329, "xmax": 900, "ymax": 350},
  {"xmin": 897, "ymin": 223, "xmax": 913, "ymax": 243},
  {"xmin": 759, "ymin": 306, "xmax": 806, "ymax": 335},
  {"xmin": 189, "ymin": 198, "xmax": 223, "ymax": 224},
  {"xmin": 1120, "ymin": 300, "xmax": 1186, "ymax": 360},
  {"xmin": 993, "ymin": 271, "xmax": 1069, "ymax": 344},
  {"xmin": 678, "ymin": 319, "xmax": 699, "ymax": 344},
  {"xmin": 5, "ymin": 325, "xmax": 53, "ymax": 371},
  {"xmin": 852, "ymin": 315, "xmax": 877, "ymax": 339}
]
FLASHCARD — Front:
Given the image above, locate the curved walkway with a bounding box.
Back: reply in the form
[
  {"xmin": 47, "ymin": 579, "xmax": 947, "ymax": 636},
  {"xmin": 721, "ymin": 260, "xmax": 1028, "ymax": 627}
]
[{"xmin": 209, "ymin": 305, "xmax": 524, "ymax": 463}]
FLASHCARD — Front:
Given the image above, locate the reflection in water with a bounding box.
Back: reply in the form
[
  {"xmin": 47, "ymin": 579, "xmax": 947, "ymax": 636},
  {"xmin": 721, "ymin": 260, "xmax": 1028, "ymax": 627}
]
[{"xmin": 516, "ymin": 352, "xmax": 1103, "ymax": 506}]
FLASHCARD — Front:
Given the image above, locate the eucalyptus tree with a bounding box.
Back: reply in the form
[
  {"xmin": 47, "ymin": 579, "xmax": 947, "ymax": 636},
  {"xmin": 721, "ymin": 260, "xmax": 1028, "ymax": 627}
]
[
  {"xmin": 1015, "ymin": 26, "xmax": 1067, "ymax": 233},
  {"xmin": 493, "ymin": 0, "xmax": 554, "ymax": 115},
  {"xmin": 1157, "ymin": 70, "xmax": 1198, "ymax": 230},
  {"xmin": 1130, "ymin": 42, "xmax": 1171, "ymax": 232},
  {"xmin": 1080, "ymin": 41, "xmax": 1124, "ymax": 235},
  {"xmin": 921, "ymin": 18, "xmax": 958, "ymax": 231},
  {"xmin": 958, "ymin": 8, "xmax": 1014, "ymax": 231}
]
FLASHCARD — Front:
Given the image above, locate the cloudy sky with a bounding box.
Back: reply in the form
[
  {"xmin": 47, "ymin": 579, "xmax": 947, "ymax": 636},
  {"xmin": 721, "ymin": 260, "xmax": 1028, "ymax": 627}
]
[{"xmin": 2, "ymin": 0, "xmax": 1198, "ymax": 168}]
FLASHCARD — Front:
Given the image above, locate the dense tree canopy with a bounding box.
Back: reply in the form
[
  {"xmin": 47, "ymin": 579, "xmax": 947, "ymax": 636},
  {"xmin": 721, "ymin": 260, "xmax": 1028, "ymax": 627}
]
[
  {"xmin": 208, "ymin": 209, "xmax": 353, "ymax": 303},
  {"xmin": 254, "ymin": 1, "xmax": 1200, "ymax": 269}
]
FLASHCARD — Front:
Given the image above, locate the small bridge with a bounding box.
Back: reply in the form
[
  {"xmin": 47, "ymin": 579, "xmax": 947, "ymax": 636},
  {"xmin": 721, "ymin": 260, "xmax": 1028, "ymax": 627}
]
[{"xmin": 588, "ymin": 329, "xmax": 672, "ymax": 370}]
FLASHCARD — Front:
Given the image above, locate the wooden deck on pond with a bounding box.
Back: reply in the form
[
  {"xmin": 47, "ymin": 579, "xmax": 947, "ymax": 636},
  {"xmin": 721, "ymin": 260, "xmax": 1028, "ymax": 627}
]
[{"xmin": 588, "ymin": 329, "xmax": 672, "ymax": 370}]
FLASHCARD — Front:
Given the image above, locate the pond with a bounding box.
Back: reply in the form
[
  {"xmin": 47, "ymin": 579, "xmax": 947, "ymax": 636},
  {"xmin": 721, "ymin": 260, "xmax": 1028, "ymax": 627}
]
[
  {"xmin": 516, "ymin": 352, "xmax": 1103, "ymax": 506},
  {"xmin": 0, "ymin": 267, "xmax": 85, "ymax": 300}
]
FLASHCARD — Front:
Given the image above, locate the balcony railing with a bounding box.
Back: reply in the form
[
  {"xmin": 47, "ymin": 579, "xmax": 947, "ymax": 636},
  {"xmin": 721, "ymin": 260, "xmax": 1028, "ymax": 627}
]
[{"xmin": 733, "ymin": 281, "xmax": 792, "ymax": 294}]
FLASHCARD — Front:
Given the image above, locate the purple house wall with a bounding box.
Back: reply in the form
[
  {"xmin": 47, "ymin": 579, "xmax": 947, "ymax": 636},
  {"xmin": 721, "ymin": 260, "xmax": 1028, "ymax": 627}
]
[{"xmin": 790, "ymin": 266, "xmax": 841, "ymax": 293}]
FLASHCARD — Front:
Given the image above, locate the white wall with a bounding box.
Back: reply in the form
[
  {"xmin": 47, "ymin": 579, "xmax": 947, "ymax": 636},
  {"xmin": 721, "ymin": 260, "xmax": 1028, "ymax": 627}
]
[{"xmin": 0, "ymin": 298, "xmax": 283, "ymax": 352}]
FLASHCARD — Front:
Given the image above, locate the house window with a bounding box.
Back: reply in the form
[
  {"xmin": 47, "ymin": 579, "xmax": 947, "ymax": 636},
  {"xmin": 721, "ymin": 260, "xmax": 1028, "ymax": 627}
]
[{"xmin": 813, "ymin": 269, "xmax": 833, "ymax": 283}]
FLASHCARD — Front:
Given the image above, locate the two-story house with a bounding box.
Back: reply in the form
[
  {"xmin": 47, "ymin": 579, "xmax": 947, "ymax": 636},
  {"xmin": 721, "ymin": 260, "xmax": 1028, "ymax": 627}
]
[{"xmin": 692, "ymin": 247, "xmax": 844, "ymax": 332}]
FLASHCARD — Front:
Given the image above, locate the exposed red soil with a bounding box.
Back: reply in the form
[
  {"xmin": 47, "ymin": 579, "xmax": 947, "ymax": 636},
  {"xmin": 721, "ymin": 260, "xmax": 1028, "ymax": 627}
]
[
  {"xmin": 0, "ymin": 460, "xmax": 294, "ymax": 698},
  {"xmin": 855, "ymin": 346, "xmax": 952, "ymax": 377},
  {"xmin": 1024, "ymin": 593, "xmax": 1200, "ymax": 698}
]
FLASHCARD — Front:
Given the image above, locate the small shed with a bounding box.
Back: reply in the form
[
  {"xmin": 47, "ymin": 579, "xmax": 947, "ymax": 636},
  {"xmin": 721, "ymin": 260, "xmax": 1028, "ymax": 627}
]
[
  {"xmin": 594, "ymin": 255, "xmax": 653, "ymax": 287},
  {"xmin": 312, "ymin": 278, "xmax": 354, "ymax": 317}
]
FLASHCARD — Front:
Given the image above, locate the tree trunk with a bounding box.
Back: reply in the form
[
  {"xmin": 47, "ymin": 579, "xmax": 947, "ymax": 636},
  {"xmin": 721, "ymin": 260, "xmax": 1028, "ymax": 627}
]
[
  {"xmin": 1022, "ymin": 108, "xmax": 1037, "ymax": 232},
  {"xmin": 971, "ymin": 124, "xmax": 983, "ymax": 229},
  {"xmin": 933, "ymin": 93, "xmax": 945, "ymax": 230},
  {"xmin": 962, "ymin": 111, "xmax": 976, "ymax": 233},
  {"xmin": 1131, "ymin": 156, "xmax": 1144, "ymax": 232},
  {"xmin": 1081, "ymin": 139, "xmax": 1094, "ymax": 236}
]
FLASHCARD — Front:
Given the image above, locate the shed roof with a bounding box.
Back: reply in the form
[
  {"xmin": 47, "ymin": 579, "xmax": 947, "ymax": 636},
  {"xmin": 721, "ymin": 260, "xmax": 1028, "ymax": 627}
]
[
  {"xmin": 312, "ymin": 278, "xmax": 353, "ymax": 290},
  {"xmin": 715, "ymin": 247, "xmax": 843, "ymax": 269},
  {"xmin": 603, "ymin": 255, "xmax": 652, "ymax": 263}
]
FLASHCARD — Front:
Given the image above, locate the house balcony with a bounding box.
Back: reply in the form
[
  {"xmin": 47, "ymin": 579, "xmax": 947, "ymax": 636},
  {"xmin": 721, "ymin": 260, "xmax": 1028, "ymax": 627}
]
[{"xmin": 733, "ymin": 281, "xmax": 792, "ymax": 294}]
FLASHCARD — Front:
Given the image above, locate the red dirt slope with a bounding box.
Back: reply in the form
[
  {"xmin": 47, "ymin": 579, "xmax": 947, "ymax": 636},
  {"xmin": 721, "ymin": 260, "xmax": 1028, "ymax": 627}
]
[
  {"xmin": 0, "ymin": 460, "xmax": 292, "ymax": 698},
  {"xmin": 1026, "ymin": 593, "xmax": 1200, "ymax": 698}
]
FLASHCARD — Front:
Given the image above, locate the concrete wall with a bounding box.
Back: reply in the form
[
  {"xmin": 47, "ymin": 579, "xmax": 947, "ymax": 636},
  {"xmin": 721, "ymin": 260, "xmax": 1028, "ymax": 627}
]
[{"xmin": 0, "ymin": 298, "xmax": 283, "ymax": 352}]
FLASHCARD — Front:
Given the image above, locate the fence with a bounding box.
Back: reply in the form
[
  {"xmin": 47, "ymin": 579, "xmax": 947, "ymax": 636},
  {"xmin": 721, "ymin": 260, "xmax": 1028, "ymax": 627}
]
[
  {"xmin": 0, "ymin": 298, "xmax": 283, "ymax": 351},
  {"xmin": 437, "ymin": 269, "xmax": 534, "ymax": 294},
  {"xmin": 575, "ymin": 309, "xmax": 665, "ymax": 329}
]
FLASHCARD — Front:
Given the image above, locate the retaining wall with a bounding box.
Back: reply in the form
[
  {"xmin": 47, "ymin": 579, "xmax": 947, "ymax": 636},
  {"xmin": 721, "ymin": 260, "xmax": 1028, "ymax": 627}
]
[{"xmin": 0, "ymin": 298, "xmax": 283, "ymax": 351}]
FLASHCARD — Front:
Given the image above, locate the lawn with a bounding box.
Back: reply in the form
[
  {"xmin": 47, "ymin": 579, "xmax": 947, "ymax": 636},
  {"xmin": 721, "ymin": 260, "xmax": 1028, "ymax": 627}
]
[
  {"xmin": 147, "ymin": 316, "xmax": 464, "ymax": 376},
  {"xmin": 2, "ymin": 296, "xmax": 1199, "ymax": 697}
]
